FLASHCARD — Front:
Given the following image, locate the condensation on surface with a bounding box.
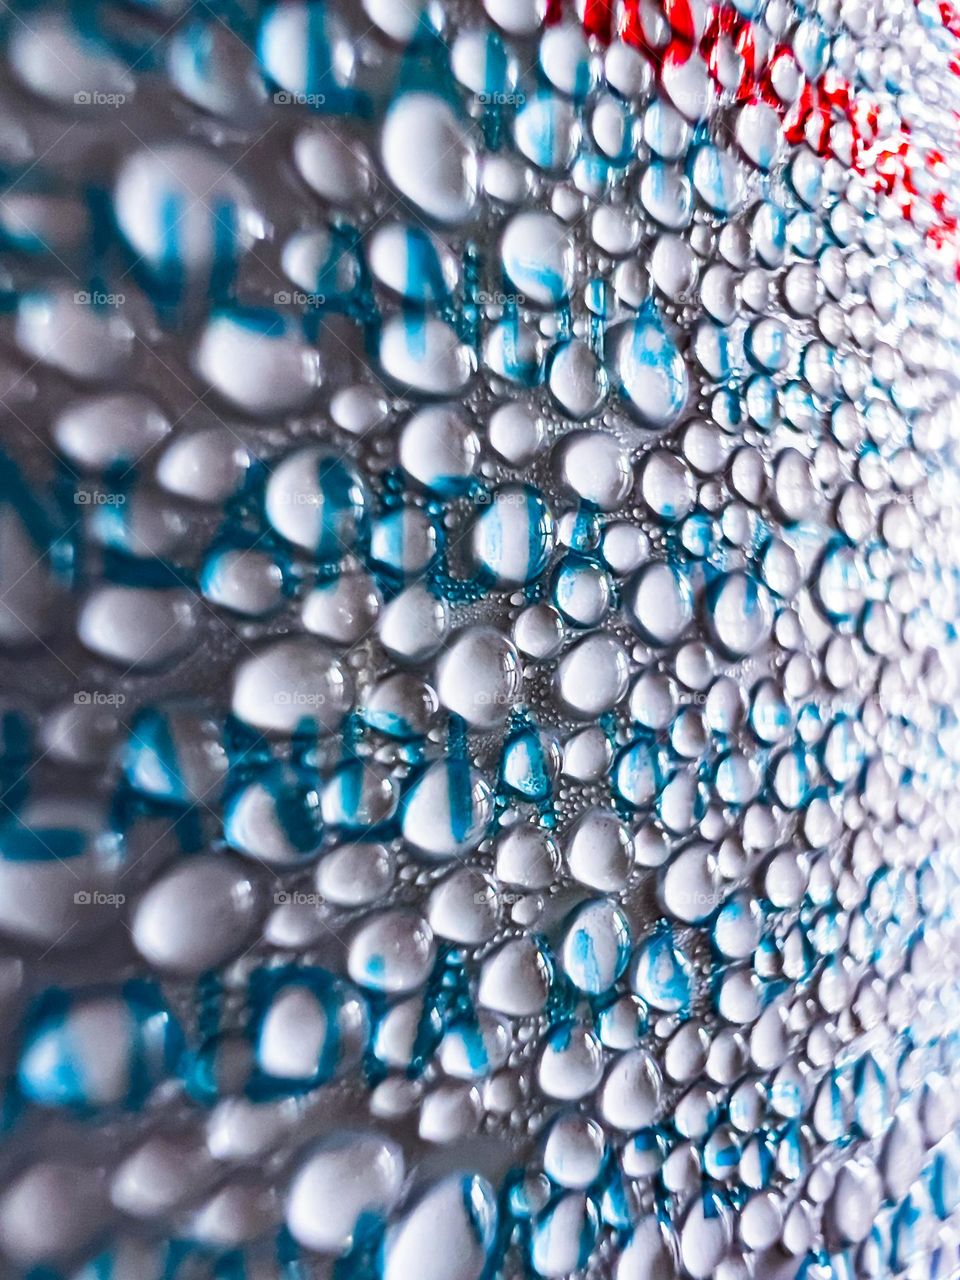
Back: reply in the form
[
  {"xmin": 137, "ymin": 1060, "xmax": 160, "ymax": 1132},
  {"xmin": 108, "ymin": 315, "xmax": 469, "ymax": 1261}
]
[{"xmin": 0, "ymin": 0, "xmax": 960, "ymax": 1277}]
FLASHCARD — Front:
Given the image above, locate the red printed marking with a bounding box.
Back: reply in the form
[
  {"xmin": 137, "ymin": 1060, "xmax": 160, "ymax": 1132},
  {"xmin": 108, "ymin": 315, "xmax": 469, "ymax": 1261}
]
[
  {"xmin": 583, "ymin": 0, "xmax": 615, "ymax": 42},
  {"xmin": 568, "ymin": 0, "xmax": 960, "ymax": 275},
  {"xmin": 940, "ymin": 0, "xmax": 960, "ymax": 37},
  {"xmin": 664, "ymin": 0, "xmax": 697, "ymax": 44}
]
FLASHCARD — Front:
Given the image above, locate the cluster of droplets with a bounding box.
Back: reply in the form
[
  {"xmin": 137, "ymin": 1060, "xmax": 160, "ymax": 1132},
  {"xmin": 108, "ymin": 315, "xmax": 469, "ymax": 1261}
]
[{"xmin": 2, "ymin": 0, "xmax": 960, "ymax": 1277}]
